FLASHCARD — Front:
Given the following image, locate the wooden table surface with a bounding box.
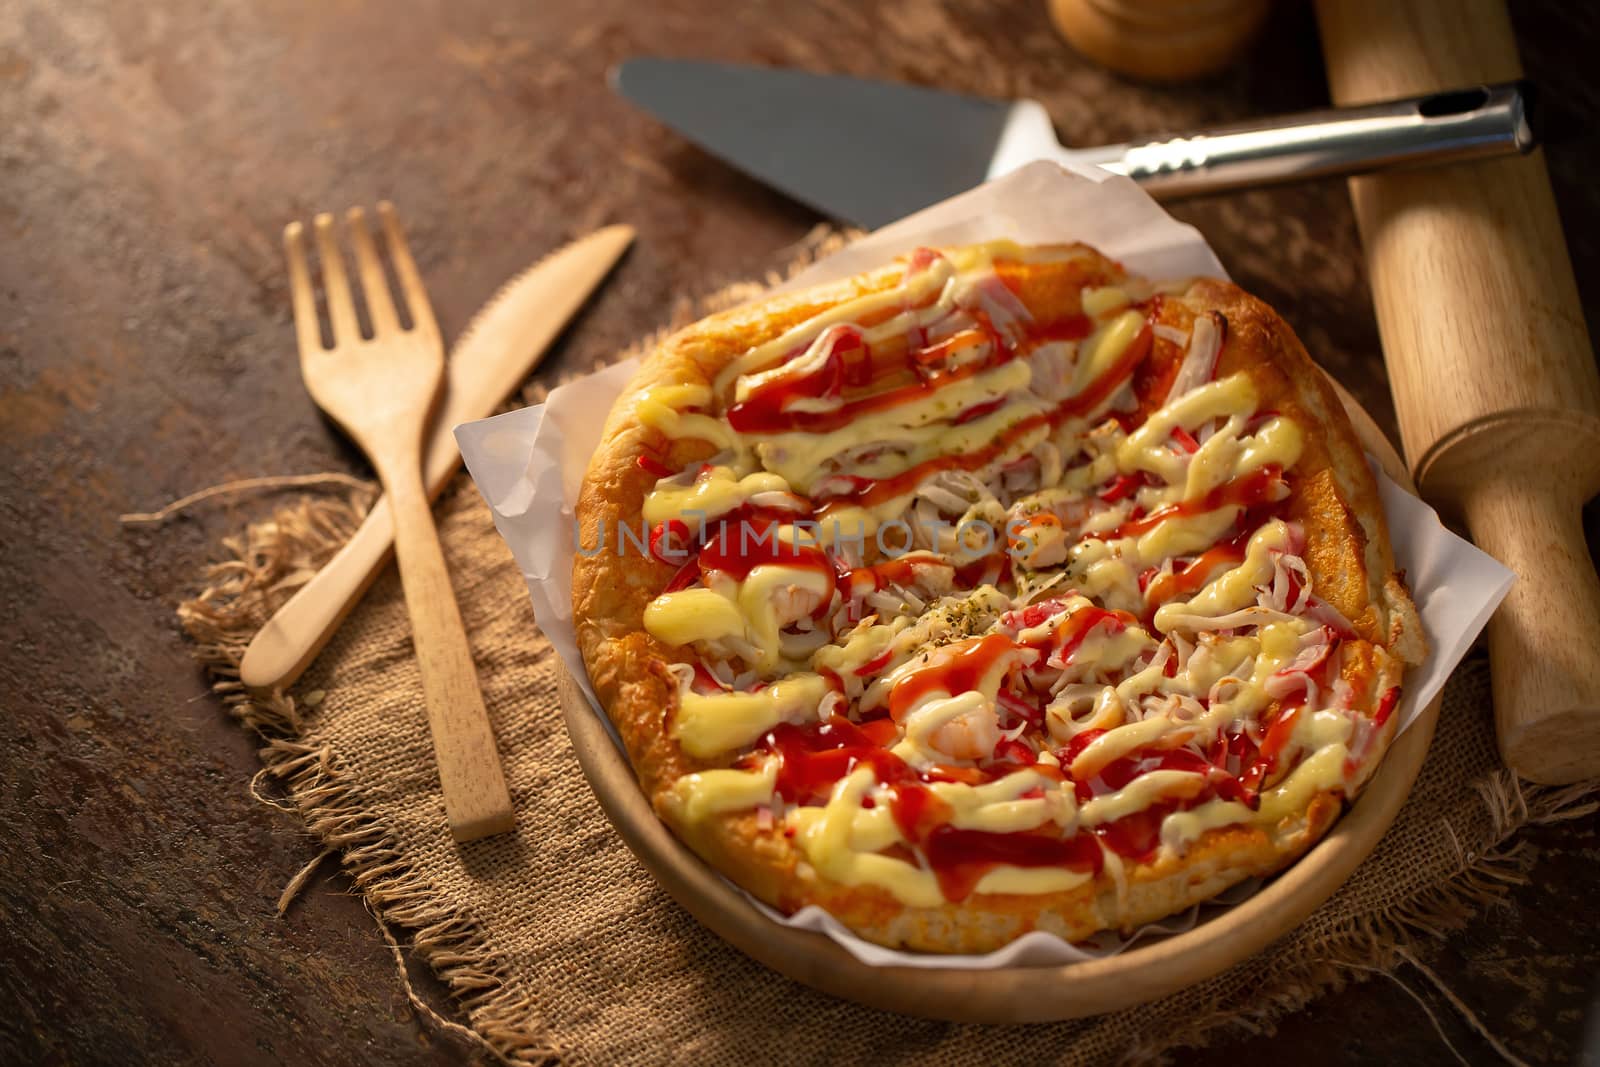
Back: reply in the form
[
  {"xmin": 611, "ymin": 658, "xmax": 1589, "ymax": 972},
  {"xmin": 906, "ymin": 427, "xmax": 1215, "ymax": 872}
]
[{"xmin": 2, "ymin": 0, "xmax": 1596, "ymax": 1062}]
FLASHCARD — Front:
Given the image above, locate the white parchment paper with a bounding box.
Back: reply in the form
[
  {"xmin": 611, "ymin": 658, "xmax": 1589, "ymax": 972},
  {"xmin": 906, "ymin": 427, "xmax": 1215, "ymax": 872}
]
[{"xmin": 456, "ymin": 161, "xmax": 1514, "ymax": 969}]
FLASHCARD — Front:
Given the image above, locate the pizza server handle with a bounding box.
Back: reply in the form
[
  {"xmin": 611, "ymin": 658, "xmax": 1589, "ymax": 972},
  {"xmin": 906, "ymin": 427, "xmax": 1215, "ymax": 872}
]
[
  {"xmin": 1319, "ymin": 0, "xmax": 1600, "ymax": 784},
  {"xmin": 1062, "ymin": 81, "xmax": 1535, "ymax": 198}
]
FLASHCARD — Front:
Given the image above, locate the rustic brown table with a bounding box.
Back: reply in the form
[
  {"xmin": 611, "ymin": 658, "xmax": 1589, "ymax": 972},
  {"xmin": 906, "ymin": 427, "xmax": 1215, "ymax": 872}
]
[{"xmin": 3, "ymin": 1, "xmax": 1596, "ymax": 1062}]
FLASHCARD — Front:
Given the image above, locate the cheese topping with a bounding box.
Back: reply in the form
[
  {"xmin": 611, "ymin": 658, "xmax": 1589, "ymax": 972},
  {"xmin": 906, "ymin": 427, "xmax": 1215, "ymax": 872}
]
[
  {"xmin": 628, "ymin": 241, "xmax": 1401, "ymax": 908},
  {"xmin": 672, "ymin": 674, "xmax": 830, "ymax": 759}
]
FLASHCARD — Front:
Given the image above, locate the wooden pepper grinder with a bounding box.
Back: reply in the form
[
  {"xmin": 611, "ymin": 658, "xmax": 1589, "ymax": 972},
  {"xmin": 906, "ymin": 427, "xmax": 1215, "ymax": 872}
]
[
  {"xmin": 1048, "ymin": 0, "xmax": 1270, "ymax": 82},
  {"xmin": 1317, "ymin": 0, "xmax": 1600, "ymax": 784}
]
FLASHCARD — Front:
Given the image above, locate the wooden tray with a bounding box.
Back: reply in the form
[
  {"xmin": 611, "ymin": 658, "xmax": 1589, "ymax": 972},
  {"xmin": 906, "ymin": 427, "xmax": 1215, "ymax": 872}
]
[{"xmin": 555, "ymin": 387, "xmax": 1443, "ymax": 1022}]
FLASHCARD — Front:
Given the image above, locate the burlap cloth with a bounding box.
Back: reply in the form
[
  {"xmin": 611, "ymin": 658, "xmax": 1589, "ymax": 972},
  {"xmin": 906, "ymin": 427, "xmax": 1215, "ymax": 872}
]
[{"xmin": 179, "ymin": 260, "xmax": 1597, "ymax": 1065}]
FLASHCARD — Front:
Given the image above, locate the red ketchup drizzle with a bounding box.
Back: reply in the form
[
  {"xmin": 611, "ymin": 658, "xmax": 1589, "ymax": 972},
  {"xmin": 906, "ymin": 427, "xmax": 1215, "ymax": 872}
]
[
  {"xmin": 1063, "ymin": 734, "xmax": 1259, "ymax": 859},
  {"xmin": 1013, "ymin": 604, "xmax": 1133, "ymax": 666},
  {"xmin": 683, "ymin": 280, "xmax": 1319, "ymax": 888},
  {"xmin": 765, "ymin": 718, "xmax": 1102, "ymax": 902},
  {"xmin": 649, "ymin": 519, "xmax": 692, "ymax": 566},
  {"xmin": 1094, "ymin": 464, "xmax": 1285, "ymax": 541},
  {"xmin": 1372, "ymin": 685, "xmax": 1401, "ymax": 730},
  {"xmin": 728, "ymin": 312, "xmax": 1091, "ymax": 437},
  {"xmin": 767, "ymin": 720, "xmax": 908, "ymax": 807},
  {"xmin": 886, "ymin": 633, "xmax": 1018, "ymax": 722},
  {"xmin": 1053, "ymin": 320, "xmax": 1154, "ymax": 419},
  {"xmin": 636, "ymin": 452, "xmax": 674, "ymax": 478},
  {"xmin": 1142, "ymin": 529, "xmax": 1252, "ymax": 608},
  {"xmin": 814, "ymin": 318, "xmax": 1154, "ymax": 515},
  {"xmin": 995, "ymin": 688, "xmax": 1044, "ymax": 729},
  {"xmin": 1030, "ymin": 314, "xmax": 1094, "ymax": 344},
  {"xmin": 1237, "ymin": 698, "xmax": 1307, "ymax": 796},
  {"xmin": 697, "ymin": 519, "xmax": 830, "ymax": 583},
  {"xmin": 1092, "ymin": 803, "xmax": 1179, "ymax": 863},
  {"xmin": 924, "ymin": 826, "xmax": 1102, "ymax": 901},
  {"xmin": 1097, "ymin": 472, "xmax": 1142, "ymax": 504},
  {"xmin": 841, "ymin": 554, "xmax": 942, "ymax": 597}
]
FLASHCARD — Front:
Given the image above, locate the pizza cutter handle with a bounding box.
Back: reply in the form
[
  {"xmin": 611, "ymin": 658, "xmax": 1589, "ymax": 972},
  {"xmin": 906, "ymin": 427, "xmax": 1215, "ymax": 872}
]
[{"xmin": 1449, "ymin": 422, "xmax": 1600, "ymax": 785}]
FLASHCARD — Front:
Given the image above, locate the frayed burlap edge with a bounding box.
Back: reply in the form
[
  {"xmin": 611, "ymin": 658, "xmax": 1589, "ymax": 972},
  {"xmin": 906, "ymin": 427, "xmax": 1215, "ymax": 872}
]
[
  {"xmin": 174, "ymin": 227, "xmax": 1599, "ymax": 1064},
  {"xmin": 178, "ymin": 492, "xmax": 557, "ymax": 1065},
  {"xmin": 1124, "ymin": 773, "xmax": 1597, "ymax": 1064}
]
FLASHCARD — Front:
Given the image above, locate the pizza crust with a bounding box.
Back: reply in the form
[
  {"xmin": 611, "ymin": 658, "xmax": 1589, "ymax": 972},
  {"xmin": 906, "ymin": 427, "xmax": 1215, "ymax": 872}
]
[{"xmin": 573, "ymin": 245, "xmax": 1424, "ymax": 953}]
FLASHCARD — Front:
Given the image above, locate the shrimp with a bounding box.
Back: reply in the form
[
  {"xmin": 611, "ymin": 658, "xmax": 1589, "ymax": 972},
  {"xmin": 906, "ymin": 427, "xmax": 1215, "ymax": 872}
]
[
  {"xmin": 771, "ymin": 583, "xmax": 828, "ymax": 627},
  {"xmin": 927, "ymin": 700, "xmax": 1002, "ymax": 761},
  {"xmin": 1010, "ymin": 513, "xmax": 1070, "ymax": 570}
]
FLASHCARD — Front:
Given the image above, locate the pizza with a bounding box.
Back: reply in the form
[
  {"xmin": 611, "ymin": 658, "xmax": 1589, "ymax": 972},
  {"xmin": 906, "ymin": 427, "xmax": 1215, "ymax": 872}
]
[{"xmin": 572, "ymin": 240, "xmax": 1426, "ymax": 953}]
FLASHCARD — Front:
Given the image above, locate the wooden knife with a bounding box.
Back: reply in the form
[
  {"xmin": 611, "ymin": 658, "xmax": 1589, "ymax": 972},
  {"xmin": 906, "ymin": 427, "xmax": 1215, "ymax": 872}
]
[{"xmin": 240, "ymin": 225, "xmax": 635, "ymax": 695}]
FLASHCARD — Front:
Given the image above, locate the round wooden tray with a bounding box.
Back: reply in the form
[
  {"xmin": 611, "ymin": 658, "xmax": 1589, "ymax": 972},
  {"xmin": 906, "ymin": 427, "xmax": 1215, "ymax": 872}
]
[{"xmin": 556, "ymin": 388, "xmax": 1443, "ymax": 1022}]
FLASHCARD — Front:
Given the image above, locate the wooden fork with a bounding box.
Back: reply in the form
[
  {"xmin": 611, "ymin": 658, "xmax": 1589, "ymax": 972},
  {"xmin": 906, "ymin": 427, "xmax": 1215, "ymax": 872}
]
[{"xmin": 284, "ymin": 203, "xmax": 514, "ymax": 842}]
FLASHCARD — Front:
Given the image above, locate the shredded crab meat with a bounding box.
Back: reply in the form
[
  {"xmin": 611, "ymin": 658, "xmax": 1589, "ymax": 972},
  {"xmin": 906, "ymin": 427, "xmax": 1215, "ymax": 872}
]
[
  {"xmin": 1028, "ymin": 342, "xmax": 1076, "ymax": 403},
  {"xmin": 865, "ymin": 590, "xmax": 911, "ymax": 618},
  {"xmin": 665, "ymin": 662, "xmax": 696, "ymax": 693},
  {"xmin": 1166, "ymin": 311, "xmax": 1223, "ymax": 401},
  {"xmin": 1209, "ymin": 672, "xmax": 1252, "ymax": 709},
  {"xmin": 1267, "ymin": 551, "xmax": 1313, "ymax": 614},
  {"xmin": 1272, "ymin": 627, "xmax": 1334, "ymax": 695},
  {"xmin": 748, "ymin": 490, "xmax": 811, "ymax": 513},
  {"xmin": 915, "ymin": 482, "xmax": 972, "ymax": 515},
  {"xmin": 1160, "ymin": 604, "xmax": 1302, "ymax": 633}
]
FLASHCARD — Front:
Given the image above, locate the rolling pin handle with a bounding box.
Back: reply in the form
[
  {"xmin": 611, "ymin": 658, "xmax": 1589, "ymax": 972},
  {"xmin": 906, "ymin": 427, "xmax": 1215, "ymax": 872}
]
[{"xmin": 1460, "ymin": 475, "xmax": 1600, "ymax": 784}]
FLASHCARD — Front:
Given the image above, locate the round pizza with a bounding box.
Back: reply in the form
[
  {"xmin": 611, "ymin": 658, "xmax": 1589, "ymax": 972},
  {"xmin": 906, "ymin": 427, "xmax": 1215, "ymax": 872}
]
[{"xmin": 572, "ymin": 240, "xmax": 1426, "ymax": 953}]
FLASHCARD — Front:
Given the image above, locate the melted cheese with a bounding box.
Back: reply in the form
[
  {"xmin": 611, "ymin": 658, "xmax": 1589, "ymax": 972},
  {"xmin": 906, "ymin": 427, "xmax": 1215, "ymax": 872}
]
[
  {"xmin": 1117, "ymin": 373, "xmax": 1257, "ymax": 483},
  {"xmin": 790, "ymin": 767, "xmax": 946, "ymax": 908},
  {"xmin": 1160, "ymin": 799, "xmax": 1253, "ymax": 853},
  {"xmin": 1257, "ymin": 742, "xmax": 1349, "ymax": 824},
  {"xmin": 893, "ymin": 690, "xmax": 993, "ymax": 766},
  {"xmin": 645, "ymin": 563, "xmax": 834, "ymax": 672},
  {"xmin": 664, "ymin": 761, "xmax": 777, "ymax": 823},
  {"xmin": 1072, "ymin": 309, "xmax": 1146, "ymax": 395},
  {"xmin": 716, "ymin": 260, "xmax": 958, "ymax": 395},
  {"xmin": 758, "ymin": 387, "xmax": 1045, "ymax": 494},
  {"xmin": 1072, "ymin": 617, "xmax": 1312, "ymax": 781},
  {"xmin": 787, "ymin": 765, "xmax": 1088, "ymax": 905},
  {"xmin": 931, "ymin": 769, "xmax": 1076, "ymax": 833},
  {"xmin": 1081, "ymin": 285, "xmax": 1131, "ymax": 319},
  {"xmin": 1077, "ymin": 770, "xmax": 1206, "ymax": 826},
  {"xmin": 1134, "ymin": 506, "xmax": 1241, "ymax": 564},
  {"xmin": 973, "ymin": 865, "xmax": 1093, "ymax": 896},
  {"xmin": 643, "ymin": 467, "xmax": 792, "ymax": 525},
  {"xmin": 812, "ymin": 620, "xmax": 906, "ymax": 677},
  {"xmin": 643, "ymin": 588, "xmax": 746, "ymax": 648},
  {"xmin": 1153, "ymin": 519, "xmax": 1293, "ymax": 632},
  {"xmin": 1183, "ymin": 415, "xmax": 1303, "ymax": 500},
  {"xmin": 672, "ymin": 674, "xmax": 830, "ymax": 758},
  {"xmin": 636, "ymin": 384, "xmax": 739, "ymax": 452}
]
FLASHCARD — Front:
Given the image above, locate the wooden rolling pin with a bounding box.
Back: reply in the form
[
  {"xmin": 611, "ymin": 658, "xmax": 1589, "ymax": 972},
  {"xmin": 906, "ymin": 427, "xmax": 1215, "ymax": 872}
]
[{"xmin": 1318, "ymin": 0, "xmax": 1600, "ymax": 784}]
